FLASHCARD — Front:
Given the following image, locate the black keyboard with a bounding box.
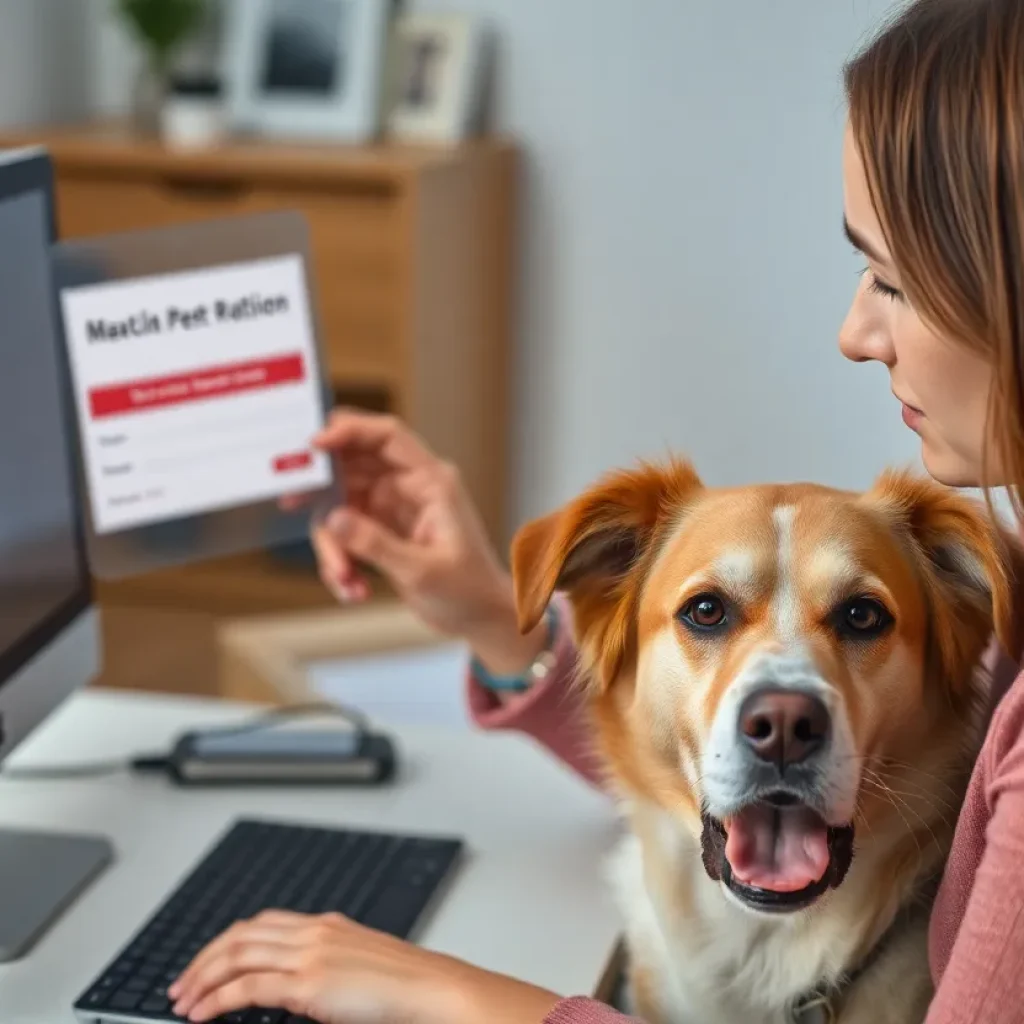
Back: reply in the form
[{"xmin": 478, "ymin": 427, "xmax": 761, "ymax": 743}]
[{"xmin": 73, "ymin": 818, "xmax": 463, "ymax": 1024}]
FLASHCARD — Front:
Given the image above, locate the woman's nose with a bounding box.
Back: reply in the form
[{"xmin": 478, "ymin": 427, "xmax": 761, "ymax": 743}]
[{"xmin": 839, "ymin": 284, "xmax": 894, "ymax": 366}]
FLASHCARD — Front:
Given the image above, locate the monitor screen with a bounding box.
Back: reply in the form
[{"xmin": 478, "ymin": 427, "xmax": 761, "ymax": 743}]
[{"xmin": 0, "ymin": 186, "xmax": 88, "ymax": 677}]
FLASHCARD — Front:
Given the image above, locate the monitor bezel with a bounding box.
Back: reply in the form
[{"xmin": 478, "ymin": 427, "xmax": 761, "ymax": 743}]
[{"xmin": 0, "ymin": 148, "xmax": 93, "ymax": 695}]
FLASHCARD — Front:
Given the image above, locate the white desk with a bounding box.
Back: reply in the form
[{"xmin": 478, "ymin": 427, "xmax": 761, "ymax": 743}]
[{"xmin": 0, "ymin": 690, "xmax": 624, "ymax": 1023}]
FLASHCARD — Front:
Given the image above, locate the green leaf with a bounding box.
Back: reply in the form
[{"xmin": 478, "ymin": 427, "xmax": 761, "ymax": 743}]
[{"xmin": 115, "ymin": 0, "xmax": 206, "ymax": 63}]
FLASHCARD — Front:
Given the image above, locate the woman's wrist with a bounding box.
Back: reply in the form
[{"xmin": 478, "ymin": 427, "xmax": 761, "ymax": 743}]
[
  {"xmin": 435, "ymin": 959, "xmax": 562, "ymax": 1024},
  {"xmin": 465, "ymin": 575, "xmax": 551, "ymax": 678}
]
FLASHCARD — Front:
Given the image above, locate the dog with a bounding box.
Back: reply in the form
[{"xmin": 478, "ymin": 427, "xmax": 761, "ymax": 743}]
[{"xmin": 510, "ymin": 460, "xmax": 1022, "ymax": 1024}]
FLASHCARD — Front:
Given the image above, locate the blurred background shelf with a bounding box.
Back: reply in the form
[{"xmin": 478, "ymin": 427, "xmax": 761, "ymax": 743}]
[{"xmin": 0, "ymin": 122, "xmax": 519, "ymax": 697}]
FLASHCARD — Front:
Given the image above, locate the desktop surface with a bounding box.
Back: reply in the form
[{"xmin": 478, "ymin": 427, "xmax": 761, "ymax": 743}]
[{"xmin": 0, "ymin": 690, "xmax": 624, "ymax": 1023}]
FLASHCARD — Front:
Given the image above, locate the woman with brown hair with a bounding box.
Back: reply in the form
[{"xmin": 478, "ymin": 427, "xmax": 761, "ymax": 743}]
[{"xmin": 170, "ymin": 0, "xmax": 1024, "ymax": 1021}]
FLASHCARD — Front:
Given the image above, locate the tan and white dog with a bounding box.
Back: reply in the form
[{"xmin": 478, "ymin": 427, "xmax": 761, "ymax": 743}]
[{"xmin": 511, "ymin": 461, "xmax": 1022, "ymax": 1024}]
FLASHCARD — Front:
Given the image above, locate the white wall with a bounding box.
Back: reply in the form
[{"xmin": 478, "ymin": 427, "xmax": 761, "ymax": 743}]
[
  {"xmin": 80, "ymin": 0, "xmax": 918, "ymax": 525},
  {"xmin": 420, "ymin": 0, "xmax": 918, "ymax": 522},
  {"xmin": 0, "ymin": 0, "xmax": 91, "ymax": 127}
]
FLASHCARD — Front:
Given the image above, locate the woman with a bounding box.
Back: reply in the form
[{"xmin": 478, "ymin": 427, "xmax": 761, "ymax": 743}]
[{"xmin": 170, "ymin": 0, "xmax": 1024, "ymax": 1021}]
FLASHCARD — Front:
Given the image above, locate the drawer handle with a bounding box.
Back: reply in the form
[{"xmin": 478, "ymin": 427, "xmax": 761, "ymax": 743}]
[{"xmin": 159, "ymin": 176, "xmax": 253, "ymax": 201}]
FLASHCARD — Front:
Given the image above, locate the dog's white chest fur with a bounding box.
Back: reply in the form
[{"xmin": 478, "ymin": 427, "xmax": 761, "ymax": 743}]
[{"xmin": 606, "ymin": 808, "xmax": 843, "ymax": 1024}]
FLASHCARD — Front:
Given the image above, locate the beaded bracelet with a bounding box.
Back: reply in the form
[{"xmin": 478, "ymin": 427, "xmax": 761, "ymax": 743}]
[{"xmin": 470, "ymin": 603, "xmax": 560, "ymax": 693}]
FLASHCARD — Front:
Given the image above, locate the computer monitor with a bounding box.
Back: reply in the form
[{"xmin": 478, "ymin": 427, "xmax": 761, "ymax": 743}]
[{"xmin": 0, "ymin": 149, "xmax": 112, "ymax": 963}]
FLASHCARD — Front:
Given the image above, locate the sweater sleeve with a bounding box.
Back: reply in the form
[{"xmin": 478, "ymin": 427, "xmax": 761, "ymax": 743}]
[
  {"xmin": 465, "ymin": 594, "xmax": 605, "ymax": 788},
  {"xmin": 925, "ymin": 685, "xmax": 1024, "ymax": 1024},
  {"xmin": 543, "ymin": 998, "xmax": 642, "ymax": 1024}
]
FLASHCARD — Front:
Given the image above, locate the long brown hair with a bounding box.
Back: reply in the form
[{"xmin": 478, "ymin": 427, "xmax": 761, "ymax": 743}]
[{"xmin": 845, "ymin": 0, "xmax": 1024, "ymax": 517}]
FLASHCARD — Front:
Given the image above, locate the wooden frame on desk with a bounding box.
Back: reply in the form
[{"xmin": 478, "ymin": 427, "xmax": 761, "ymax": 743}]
[{"xmin": 216, "ymin": 599, "xmax": 446, "ymax": 705}]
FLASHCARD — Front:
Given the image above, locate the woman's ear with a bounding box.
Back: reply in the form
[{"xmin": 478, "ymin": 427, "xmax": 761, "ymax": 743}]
[
  {"xmin": 510, "ymin": 458, "xmax": 703, "ymax": 689},
  {"xmin": 865, "ymin": 470, "xmax": 1024, "ymax": 686}
]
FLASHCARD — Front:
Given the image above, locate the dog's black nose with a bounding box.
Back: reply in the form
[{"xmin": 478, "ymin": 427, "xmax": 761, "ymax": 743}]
[{"xmin": 739, "ymin": 689, "xmax": 831, "ymax": 768}]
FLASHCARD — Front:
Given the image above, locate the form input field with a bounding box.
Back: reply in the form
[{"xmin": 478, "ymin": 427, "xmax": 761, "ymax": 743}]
[
  {"xmin": 99, "ymin": 414, "xmax": 316, "ymax": 465},
  {"xmin": 137, "ymin": 436, "xmax": 314, "ymax": 476},
  {"xmin": 94, "ymin": 395, "xmax": 315, "ymax": 450}
]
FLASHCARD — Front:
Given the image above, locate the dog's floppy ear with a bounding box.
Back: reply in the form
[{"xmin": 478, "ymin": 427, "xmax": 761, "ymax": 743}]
[
  {"xmin": 511, "ymin": 458, "xmax": 703, "ymax": 689},
  {"xmin": 866, "ymin": 470, "xmax": 1024, "ymax": 687}
]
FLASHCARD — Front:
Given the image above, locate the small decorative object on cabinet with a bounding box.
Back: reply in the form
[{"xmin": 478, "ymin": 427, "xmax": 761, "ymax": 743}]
[
  {"xmin": 387, "ymin": 12, "xmax": 492, "ymax": 145},
  {"xmin": 162, "ymin": 72, "xmax": 227, "ymax": 148},
  {"xmin": 0, "ymin": 122, "xmax": 518, "ymax": 697},
  {"xmin": 224, "ymin": 0, "xmax": 395, "ymax": 142},
  {"xmin": 114, "ymin": 0, "xmax": 209, "ymax": 136}
]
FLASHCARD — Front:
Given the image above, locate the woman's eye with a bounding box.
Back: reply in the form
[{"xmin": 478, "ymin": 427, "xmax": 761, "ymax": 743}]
[
  {"xmin": 861, "ymin": 267, "xmax": 904, "ymax": 302},
  {"xmin": 679, "ymin": 594, "xmax": 727, "ymax": 630},
  {"xmin": 868, "ymin": 277, "xmax": 903, "ymax": 302},
  {"xmin": 839, "ymin": 597, "xmax": 892, "ymax": 637}
]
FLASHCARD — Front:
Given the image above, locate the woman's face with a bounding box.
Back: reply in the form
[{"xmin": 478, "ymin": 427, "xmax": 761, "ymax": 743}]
[{"xmin": 839, "ymin": 124, "xmax": 994, "ymax": 487}]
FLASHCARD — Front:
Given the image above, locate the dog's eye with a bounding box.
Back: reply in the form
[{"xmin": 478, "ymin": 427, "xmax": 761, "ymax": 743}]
[
  {"xmin": 679, "ymin": 594, "xmax": 727, "ymax": 630},
  {"xmin": 839, "ymin": 597, "xmax": 891, "ymax": 636}
]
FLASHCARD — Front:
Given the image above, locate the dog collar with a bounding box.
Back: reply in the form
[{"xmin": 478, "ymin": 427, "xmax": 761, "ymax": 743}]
[
  {"xmin": 791, "ymin": 929, "xmax": 895, "ymax": 1024},
  {"xmin": 791, "ymin": 994, "xmax": 834, "ymax": 1024},
  {"xmin": 789, "ymin": 886, "xmax": 935, "ymax": 1024}
]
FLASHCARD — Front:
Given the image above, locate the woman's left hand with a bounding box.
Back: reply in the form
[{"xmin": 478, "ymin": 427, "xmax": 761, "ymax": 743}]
[{"xmin": 168, "ymin": 910, "xmax": 562, "ymax": 1024}]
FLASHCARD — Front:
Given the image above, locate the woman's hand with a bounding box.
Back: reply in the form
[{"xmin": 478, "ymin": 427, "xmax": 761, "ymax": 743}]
[
  {"xmin": 168, "ymin": 910, "xmax": 562, "ymax": 1024},
  {"xmin": 294, "ymin": 409, "xmax": 547, "ymax": 676}
]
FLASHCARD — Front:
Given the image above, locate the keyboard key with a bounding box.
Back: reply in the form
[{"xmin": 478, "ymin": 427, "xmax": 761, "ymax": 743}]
[
  {"xmin": 247, "ymin": 1011, "xmax": 285, "ymax": 1024},
  {"xmin": 359, "ymin": 884, "xmax": 426, "ymax": 937},
  {"xmin": 110, "ymin": 990, "xmax": 143, "ymax": 1011},
  {"xmin": 140, "ymin": 994, "xmax": 172, "ymax": 1013}
]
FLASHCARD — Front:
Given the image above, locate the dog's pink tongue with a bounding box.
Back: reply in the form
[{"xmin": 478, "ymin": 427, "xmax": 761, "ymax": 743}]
[{"xmin": 724, "ymin": 804, "xmax": 830, "ymax": 892}]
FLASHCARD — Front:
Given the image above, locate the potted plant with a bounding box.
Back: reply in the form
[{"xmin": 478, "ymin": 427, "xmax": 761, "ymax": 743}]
[{"xmin": 115, "ymin": 0, "xmax": 207, "ymax": 135}]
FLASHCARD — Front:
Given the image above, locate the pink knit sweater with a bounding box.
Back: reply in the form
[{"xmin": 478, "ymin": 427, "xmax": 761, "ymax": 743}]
[{"xmin": 466, "ymin": 598, "xmax": 1024, "ymax": 1023}]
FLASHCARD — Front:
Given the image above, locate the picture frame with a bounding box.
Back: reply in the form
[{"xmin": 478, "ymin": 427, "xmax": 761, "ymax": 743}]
[
  {"xmin": 223, "ymin": 0, "xmax": 394, "ymax": 142},
  {"xmin": 386, "ymin": 12, "xmax": 491, "ymax": 145}
]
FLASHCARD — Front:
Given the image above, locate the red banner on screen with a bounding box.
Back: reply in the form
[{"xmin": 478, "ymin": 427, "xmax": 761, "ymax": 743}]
[
  {"xmin": 273, "ymin": 451, "xmax": 314, "ymax": 473},
  {"xmin": 88, "ymin": 353, "xmax": 306, "ymax": 420}
]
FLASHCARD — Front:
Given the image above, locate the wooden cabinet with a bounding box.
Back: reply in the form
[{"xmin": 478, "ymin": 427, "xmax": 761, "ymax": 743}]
[{"xmin": 0, "ymin": 123, "xmax": 518, "ymax": 694}]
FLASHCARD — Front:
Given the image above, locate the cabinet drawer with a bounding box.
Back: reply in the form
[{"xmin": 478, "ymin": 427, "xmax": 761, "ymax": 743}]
[
  {"xmin": 57, "ymin": 172, "xmax": 397, "ymax": 242},
  {"xmin": 314, "ymin": 265, "xmax": 401, "ymax": 382},
  {"xmin": 295, "ymin": 190, "xmax": 402, "ymax": 381},
  {"xmin": 56, "ymin": 173, "xmax": 280, "ymax": 236},
  {"xmin": 55, "ymin": 172, "xmax": 403, "ymax": 381}
]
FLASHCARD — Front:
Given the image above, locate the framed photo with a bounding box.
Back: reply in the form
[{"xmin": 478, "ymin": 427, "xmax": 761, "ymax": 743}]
[
  {"xmin": 224, "ymin": 0, "xmax": 394, "ymax": 142},
  {"xmin": 386, "ymin": 13, "xmax": 491, "ymax": 145}
]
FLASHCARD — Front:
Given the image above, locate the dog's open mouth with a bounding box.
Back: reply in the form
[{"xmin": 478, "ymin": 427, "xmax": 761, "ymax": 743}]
[{"xmin": 701, "ymin": 797, "xmax": 855, "ymax": 913}]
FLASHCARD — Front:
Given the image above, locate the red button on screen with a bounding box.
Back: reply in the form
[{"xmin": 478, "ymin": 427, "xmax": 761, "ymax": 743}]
[{"xmin": 273, "ymin": 451, "xmax": 313, "ymax": 473}]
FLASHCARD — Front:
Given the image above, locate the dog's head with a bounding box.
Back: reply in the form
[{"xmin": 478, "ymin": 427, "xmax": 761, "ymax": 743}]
[{"xmin": 512, "ymin": 461, "xmax": 1022, "ymax": 915}]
